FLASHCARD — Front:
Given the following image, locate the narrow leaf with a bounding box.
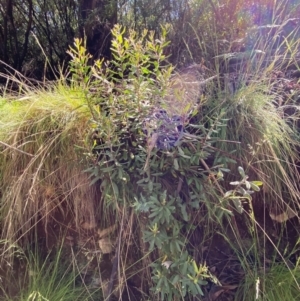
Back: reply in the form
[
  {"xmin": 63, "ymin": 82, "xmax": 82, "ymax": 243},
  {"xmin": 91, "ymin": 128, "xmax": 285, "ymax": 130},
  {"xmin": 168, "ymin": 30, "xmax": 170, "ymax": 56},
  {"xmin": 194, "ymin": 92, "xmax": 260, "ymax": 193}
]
[
  {"xmin": 251, "ymin": 181, "xmax": 263, "ymax": 186},
  {"xmin": 111, "ymin": 181, "xmax": 119, "ymax": 199},
  {"xmin": 174, "ymin": 158, "xmax": 179, "ymax": 170},
  {"xmin": 250, "ymin": 182, "xmax": 260, "ymax": 191},
  {"xmin": 245, "ymin": 181, "xmax": 251, "ymax": 190},
  {"xmin": 233, "ymin": 198, "xmax": 243, "ymax": 214},
  {"xmin": 238, "ymin": 166, "xmax": 245, "ymax": 178}
]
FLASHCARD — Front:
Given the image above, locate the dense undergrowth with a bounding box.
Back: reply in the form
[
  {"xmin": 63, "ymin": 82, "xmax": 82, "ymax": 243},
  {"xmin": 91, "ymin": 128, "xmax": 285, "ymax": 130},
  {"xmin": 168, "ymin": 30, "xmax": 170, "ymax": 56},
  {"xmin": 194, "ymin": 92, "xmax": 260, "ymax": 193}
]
[{"xmin": 1, "ymin": 3, "xmax": 300, "ymax": 301}]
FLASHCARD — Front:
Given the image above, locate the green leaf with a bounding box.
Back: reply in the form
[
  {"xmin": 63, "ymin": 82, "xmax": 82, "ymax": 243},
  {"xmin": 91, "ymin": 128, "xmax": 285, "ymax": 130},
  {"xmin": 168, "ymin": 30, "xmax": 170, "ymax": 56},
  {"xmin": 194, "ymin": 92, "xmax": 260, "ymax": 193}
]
[
  {"xmin": 188, "ymin": 283, "xmax": 198, "ymax": 295},
  {"xmin": 224, "ymin": 190, "xmax": 234, "ymax": 198},
  {"xmin": 251, "ymin": 181, "xmax": 263, "ymax": 186},
  {"xmin": 148, "ymin": 180, "xmax": 153, "ymax": 192},
  {"xmin": 238, "ymin": 166, "xmax": 245, "ymax": 177},
  {"xmin": 192, "ymin": 260, "xmax": 198, "ymax": 273},
  {"xmin": 89, "ymin": 176, "xmax": 100, "ymax": 186},
  {"xmin": 171, "ymin": 275, "xmax": 180, "ymax": 285},
  {"xmin": 180, "ymin": 204, "xmax": 189, "ymax": 221},
  {"xmin": 198, "ymin": 279, "xmax": 208, "ymax": 285},
  {"xmin": 136, "ymin": 178, "xmax": 146, "ymax": 184},
  {"xmin": 111, "ymin": 181, "xmax": 119, "ymax": 199},
  {"xmin": 237, "ymin": 187, "xmax": 247, "ymax": 195},
  {"xmin": 182, "ymin": 261, "xmax": 188, "ymax": 274},
  {"xmin": 195, "ymin": 283, "xmax": 204, "ymax": 295},
  {"xmin": 149, "ymin": 211, "xmax": 159, "ymax": 219},
  {"xmin": 217, "ymin": 170, "xmax": 223, "ymax": 179},
  {"xmin": 156, "ymin": 277, "xmax": 163, "ymax": 291},
  {"xmin": 99, "ymin": 166, "xmax": 114, "ymax": 173},
  {"xmin": 245, "ymin": 181, "xmax": 251, "ymax": 190},
  {"xmin": 232, "ymin": 198, "xmax": 243, "ymax": 214},
  {"xmin": 178, "ymin": 147, "xmax": 191, "ymax": 158},
  {"xmin": 227, "ymin": 158, "xmax": 237, "ymax": 164},
  {"xmin": 243, "ymin": 193, "xmax": 252, "ymax": 201},
  {"xmin": 174, "ymin": 158, "xmax": 179, "ymax": 170},
  {"xmin": 250, "ymin": 182, "xmax": 260, "ymax": 191}
]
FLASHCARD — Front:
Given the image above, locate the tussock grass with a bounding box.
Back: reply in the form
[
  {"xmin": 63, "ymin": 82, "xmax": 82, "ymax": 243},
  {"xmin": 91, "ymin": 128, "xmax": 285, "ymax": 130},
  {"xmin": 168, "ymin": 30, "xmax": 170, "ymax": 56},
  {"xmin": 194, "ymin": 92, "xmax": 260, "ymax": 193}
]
[
  {"xmin": 0, "ymin": 245, "xmax": 95, "ymax": 301},
  {"xmin": 211, "ymin": 84, "xmax": 300, "ymax": 207},
  {"xmin": 0, "ymin": 82, "xmax": 98, "ymax": 248},
  {"xmin": 235, "ymin": 263, "xmax": 300, "ymax": 301}
]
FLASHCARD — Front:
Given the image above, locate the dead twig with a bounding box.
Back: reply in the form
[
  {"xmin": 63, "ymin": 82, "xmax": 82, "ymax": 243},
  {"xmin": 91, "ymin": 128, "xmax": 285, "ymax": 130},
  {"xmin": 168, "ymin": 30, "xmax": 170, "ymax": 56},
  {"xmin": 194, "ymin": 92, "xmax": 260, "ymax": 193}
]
[{"xmin": 0, "ymin": 140, "xmax": 35, "ymax": 157}]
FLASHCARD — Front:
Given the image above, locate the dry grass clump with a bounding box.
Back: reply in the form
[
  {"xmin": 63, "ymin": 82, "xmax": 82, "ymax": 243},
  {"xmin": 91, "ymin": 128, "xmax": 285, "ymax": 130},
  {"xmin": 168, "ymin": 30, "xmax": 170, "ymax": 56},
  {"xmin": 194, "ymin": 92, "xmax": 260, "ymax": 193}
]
[
  {"xmin": 211, "ymin": 82, "xmax": 300, "ymax": 213},
  {"xmin": 235, "ymin": 263, "xmax": 300, "ymax": 301},
  {"xmin": 0, "ymin": 83, "xmax": 98, "ymax": 248}
]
